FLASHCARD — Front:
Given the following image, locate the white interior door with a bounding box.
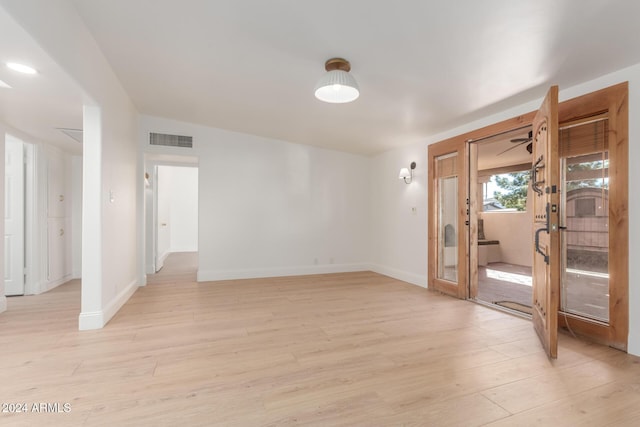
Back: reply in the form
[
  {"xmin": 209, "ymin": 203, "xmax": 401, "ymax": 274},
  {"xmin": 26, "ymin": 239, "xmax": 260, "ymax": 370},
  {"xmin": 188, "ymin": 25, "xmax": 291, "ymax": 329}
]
[
  {"xmin": 155, "ymin": 165, "xmax": 171, "ymax": 272},
  {"xmin": 4, "ymin": 135, "xmax": 25, "ymax": 296}
]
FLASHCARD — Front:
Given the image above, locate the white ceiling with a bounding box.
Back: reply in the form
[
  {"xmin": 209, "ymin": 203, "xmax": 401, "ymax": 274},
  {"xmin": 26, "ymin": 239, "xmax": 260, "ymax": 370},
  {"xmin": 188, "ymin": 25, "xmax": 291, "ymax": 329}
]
[
  {"xmin": 477, "ymin": 127, "xmax": 532, "ymax": 171},
  {"xmin": 0, "ymin": 6, "xmax": 84, "ymax": 154},
  {"xmin": 3, "ymin": 1, "xmax": 640, "ymax": 156}
]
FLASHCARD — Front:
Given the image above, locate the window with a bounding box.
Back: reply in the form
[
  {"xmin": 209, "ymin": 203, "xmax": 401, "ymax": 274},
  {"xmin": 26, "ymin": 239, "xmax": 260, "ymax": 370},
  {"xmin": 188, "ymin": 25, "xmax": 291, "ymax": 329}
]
[
  {"xmin": 575, "ymin": 197, "xmax": 596, "ymax": 217},
  {"xmin": 482, "ymin": 170, "xmax": 530, "ymax": 212}
]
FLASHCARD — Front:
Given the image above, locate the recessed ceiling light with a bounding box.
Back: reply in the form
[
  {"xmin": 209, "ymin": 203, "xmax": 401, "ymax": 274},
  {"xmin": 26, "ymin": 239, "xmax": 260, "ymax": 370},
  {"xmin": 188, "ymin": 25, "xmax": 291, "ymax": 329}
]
[
  {"xmin": 7, "ymin": 62, "xmax": 38, "ymax": 75},
  {"xmin": 0, "ymin": 79, "xmax": 11, "ymax": 89}
]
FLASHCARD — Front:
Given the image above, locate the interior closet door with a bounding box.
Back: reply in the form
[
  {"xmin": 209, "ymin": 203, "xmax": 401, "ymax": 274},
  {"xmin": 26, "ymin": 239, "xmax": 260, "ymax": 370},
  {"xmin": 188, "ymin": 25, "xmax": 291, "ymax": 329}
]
[
  {"xmin": 531, "ymin": 86, "xmax": 560, "ymax": 359},
  {"xmin": 4, "ymin": 136, "xmax": 25, "ymax": 296},
  {"xmin": 428, "ymin": 138, "xmax": 468, "ymax": 298}
]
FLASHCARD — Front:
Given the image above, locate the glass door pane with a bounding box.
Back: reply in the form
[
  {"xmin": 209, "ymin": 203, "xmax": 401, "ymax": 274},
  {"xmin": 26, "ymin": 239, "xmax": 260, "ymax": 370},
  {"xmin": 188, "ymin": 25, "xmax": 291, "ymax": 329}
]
[
  {"xmin": 436, "ymin": 153, "xmax": 458, "ymax": 283},
  {"xmin": 560, "ymin": 119, "xmax": 609, "ymax": 323}
]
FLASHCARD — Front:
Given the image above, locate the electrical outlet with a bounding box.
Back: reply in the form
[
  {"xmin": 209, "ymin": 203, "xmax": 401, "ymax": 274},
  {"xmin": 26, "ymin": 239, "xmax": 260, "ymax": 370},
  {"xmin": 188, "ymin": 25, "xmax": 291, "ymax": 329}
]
[{"xmin": 411, "ymin": 207, "xmax": 417, "ymax": 215}]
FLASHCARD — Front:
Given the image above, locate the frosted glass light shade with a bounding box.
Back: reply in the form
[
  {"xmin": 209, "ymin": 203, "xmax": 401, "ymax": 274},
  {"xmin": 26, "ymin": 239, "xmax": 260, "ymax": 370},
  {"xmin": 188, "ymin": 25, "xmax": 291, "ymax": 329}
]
[
  {"xmin": 398, "ymin": 168, "xmax": 411, "ymax": 179},
  {"xmin": 314, "ymin": 69, "xmax": 359, "ymax": 103}
]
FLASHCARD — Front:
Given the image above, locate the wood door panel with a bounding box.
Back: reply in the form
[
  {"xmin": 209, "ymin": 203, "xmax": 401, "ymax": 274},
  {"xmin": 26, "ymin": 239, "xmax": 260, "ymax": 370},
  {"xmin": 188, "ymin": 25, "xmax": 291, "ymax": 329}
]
[{"xmin": 531, "ymin": 86, "xmax": 560, "ymax": 359}]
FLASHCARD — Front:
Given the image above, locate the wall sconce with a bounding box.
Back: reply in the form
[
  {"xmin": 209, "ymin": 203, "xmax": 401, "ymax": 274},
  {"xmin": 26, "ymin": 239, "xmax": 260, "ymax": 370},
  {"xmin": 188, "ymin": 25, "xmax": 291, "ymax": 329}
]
[{"xmin": 399, "ymin": 162, "xmax": 416, "ymax": 184}]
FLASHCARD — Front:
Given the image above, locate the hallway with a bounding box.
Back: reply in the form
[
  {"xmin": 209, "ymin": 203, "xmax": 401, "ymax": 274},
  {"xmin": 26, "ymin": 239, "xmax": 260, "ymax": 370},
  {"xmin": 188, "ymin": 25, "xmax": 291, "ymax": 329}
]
[{"xmin": 147, "ymin": 252, "xmax": 197, "ymax": 285}]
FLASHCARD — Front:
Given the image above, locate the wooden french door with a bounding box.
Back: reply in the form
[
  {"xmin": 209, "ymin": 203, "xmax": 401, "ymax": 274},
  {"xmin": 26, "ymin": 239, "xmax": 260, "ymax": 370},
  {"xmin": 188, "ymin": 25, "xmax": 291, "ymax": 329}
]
[
  {"xmin": 531, "ymin": 86, "xmax": 560, "ymax": 358},
  {"xmin": 427, "ymin": 83, "xmax": 628, "ymax": 356},
  {"xmin": 428, "ymin": 138, "xmax": 468, "ymax": 298},
  {"xmin": 556, "ymin": 83, "xmax": 629, "ymax": 351}
]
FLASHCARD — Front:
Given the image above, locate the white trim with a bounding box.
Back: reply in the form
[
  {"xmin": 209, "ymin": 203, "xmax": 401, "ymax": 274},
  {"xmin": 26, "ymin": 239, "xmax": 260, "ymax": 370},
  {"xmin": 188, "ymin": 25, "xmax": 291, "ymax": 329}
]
[
  {"xmin": 78, "ymin": 278, "xmax": 138, "ymax": 330},
  {"xmin": 23, "ymin": 142, "xmax": 40, "ymax": 295},
  {"xmin": 156, "ymin": 250, "xmax": 170, "ymax": 272},
  {"xmin": 0, "ymin": 296, "xmax": 6, "ymax": 313},
  {"xmin": 197, "ymin": 263, "xmax": 369, "ymax": 282},
  {"xmin": 102, "ymin": 278, "xmax": 138, "ymax": 325},
  {"xmin": 38, "ymin": 275, "xmax": 73, "ymax": 294},
  {"xmin": 369, "ymin": 264, "xmax": 427, "ymax": 288},
  {"xmin": 78, "ymin": 310, "xmax": 103, "ymax": 330},
  {"xmin": 169, "ymin": 246, "xmax": 198, "ymax": 253}
]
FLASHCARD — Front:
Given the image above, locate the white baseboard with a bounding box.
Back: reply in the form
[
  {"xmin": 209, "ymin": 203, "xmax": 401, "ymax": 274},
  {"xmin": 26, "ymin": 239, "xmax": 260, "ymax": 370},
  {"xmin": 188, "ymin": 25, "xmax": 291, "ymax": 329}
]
[
  {"xmin": 169, "ymin": 248, "xmax": 197, "ymax": 253},
  {"xmin": 78, "ymin": 310, "xmax": 104, "ymax": 331},
  {"xmin": 146, "ymin": 264, "xmax": 156, "ymax": 275},
  {"xmin": 197, "ymin": 263, "xmax": 369, "ymax": 282},
  {"xmin": 103, "ymin": 278, "xmax": 138, "ymax": 325},
  {"xmin": 156, "ymin": 250, "xmax": 170, "ymax": 270},
  {"xmin": 78, "ymin": 278, "xmax": 138, "ymax": 330},
  {"xmin": 628, "ymin": 341, "xmax": 640, "ymax": 357},
  {"xmin": 369, "ymin": 264, "xmax": 427, "ymax": 288},
  {"xmin": 39, "ymin": 274, "xmax": 74, "ymax": 294},
  {"xmin": 0, "ymin": 295, "xmax": 6, "ymax": 313}
]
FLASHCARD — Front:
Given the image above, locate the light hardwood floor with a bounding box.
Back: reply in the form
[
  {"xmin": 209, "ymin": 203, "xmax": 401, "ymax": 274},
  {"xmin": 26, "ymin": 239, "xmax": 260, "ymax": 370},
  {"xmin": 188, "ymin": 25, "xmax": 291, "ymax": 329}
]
[
  {"xmin": 148, "ymin": 251, "xmax": 198, "ymax": 284},
  {"xmin": 1, "ymin": 269, "xmax": 639, "ymax": 426}
]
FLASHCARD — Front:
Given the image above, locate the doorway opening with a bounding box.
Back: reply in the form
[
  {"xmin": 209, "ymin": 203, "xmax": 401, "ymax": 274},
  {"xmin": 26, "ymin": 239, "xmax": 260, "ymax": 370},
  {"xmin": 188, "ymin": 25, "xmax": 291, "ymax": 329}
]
[
  {"xmin": 144, "ymin": 161, "xmax": 199, "ymax": 284},
  {"xmin": 4, "ymin": 133, "xmax": 82, "ymax": 299},
  {"xmin": 470, "ymin": 126, "xmax": 534, "ymax": 316}
]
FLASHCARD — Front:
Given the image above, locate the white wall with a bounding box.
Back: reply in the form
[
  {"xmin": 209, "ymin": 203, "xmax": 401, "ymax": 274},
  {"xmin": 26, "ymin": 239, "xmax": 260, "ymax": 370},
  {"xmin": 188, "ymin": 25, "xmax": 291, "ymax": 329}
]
[
  {"xmin": 370, "ymin": 63, "xmax": 640, "ymax": 356},
  {"xmin": 167, "ymin": 166, "xmax": 198, "ymax": 253},
  {"xmin": 1, "ymin": 0, "xmax": 140, "ymax": 329},
  {"xmin": 370, "ymin": 144, "xmax": 428, "ymax": 286},
  {"xmin": 140, "ymin": 115, "xmax": 371, "ymax": 281}
]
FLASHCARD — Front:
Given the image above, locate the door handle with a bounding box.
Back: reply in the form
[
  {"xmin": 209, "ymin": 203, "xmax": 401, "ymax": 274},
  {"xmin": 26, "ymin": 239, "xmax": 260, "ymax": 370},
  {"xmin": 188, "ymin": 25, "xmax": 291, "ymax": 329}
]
[
  {"xmin": 531, "ymin": 155, "xmax": 545, "ymax": 196},
  {"xmin": 534, "ymin": 226, "xmax": 549, "ymax": 264},
  {"xmin": 534, "ymin": 203, "xmax": 550, "ymax": 265}
]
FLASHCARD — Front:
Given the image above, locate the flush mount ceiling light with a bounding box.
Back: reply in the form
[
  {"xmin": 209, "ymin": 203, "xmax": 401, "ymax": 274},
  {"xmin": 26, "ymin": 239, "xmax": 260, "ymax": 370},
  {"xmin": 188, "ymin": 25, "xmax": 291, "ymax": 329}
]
[
  {"xmin": 6, "ymin": 62, "xmax": 38, "ymax": 75},
  {"xmin": 314, "ymin": 58, "xmax": 359, "ymax": 104}
]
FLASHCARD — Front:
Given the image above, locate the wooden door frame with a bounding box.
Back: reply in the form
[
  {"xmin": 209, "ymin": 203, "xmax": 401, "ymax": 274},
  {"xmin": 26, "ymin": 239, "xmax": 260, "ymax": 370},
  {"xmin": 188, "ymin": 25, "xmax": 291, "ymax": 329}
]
[
  {"xmin": 427, "ymin": 138, "xmax": 468, "ymax": 298},
  {"xmin": 427, "ymin": 82, "xmax": 628, "ymax": 351},
  {"xmin": 428, "ymin": 113, "xmax": 535, "ymax": 299}
]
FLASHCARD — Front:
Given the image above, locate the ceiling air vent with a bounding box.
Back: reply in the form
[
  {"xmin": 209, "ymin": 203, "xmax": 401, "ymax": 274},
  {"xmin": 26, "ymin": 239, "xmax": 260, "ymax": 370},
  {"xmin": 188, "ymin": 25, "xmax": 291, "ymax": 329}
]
[
  {"xmin": 57, "ymin": 128, "xmax": 83, "ymax": 143},
  {"xmin": 149, "ymin": 132, "xmax": 193, "ymax": 148}
]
